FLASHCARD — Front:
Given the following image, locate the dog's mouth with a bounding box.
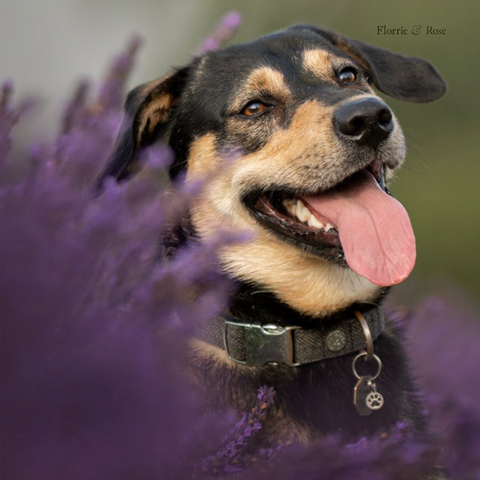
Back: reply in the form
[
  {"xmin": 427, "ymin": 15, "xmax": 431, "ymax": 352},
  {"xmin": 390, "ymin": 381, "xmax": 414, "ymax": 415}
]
[{"xmin": 244, "ymin": 159, "xmax": 416, "ymax": 287}]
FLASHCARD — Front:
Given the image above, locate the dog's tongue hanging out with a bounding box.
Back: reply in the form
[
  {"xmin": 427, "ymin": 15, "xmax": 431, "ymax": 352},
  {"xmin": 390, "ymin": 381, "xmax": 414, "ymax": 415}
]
[{"xmin": 303, "ymin": 170, "xmax": 416, "ymax": 287}]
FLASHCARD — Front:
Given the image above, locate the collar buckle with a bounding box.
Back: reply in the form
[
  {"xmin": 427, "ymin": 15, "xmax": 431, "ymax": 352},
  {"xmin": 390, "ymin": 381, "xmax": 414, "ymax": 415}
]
[{"xmin": 224, "ymin": 321, "xmax": 301, "ymax": 367}]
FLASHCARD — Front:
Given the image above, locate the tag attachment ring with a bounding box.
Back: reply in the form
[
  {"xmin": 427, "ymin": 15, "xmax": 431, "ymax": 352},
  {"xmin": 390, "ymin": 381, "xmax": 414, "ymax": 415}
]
[{"xmin": 352, "ymin": 352, "xmax": 382, "ymax": 381}]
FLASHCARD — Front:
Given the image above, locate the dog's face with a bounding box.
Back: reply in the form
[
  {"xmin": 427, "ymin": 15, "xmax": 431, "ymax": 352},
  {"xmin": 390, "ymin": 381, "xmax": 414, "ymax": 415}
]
[{"xmin": 101, "ymin": 26, "xmax": 446, "ymax": 317}]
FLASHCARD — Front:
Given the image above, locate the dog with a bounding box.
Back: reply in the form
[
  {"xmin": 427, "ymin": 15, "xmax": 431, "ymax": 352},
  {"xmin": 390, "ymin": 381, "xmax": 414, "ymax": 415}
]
[{"xmin": 99, "ymin": 25, "xmax": 446, "ymax": 453}]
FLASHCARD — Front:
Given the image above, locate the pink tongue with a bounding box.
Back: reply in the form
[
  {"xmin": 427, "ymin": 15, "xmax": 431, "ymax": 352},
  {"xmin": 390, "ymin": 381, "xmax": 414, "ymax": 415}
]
[{"xmin": 303, "ymin": 171, "xmax": 416, "ymax": 286}]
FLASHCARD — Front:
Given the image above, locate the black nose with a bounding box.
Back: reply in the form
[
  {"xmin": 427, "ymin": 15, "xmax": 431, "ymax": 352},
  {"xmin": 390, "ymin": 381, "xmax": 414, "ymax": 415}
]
[{"xmin": 334, "ymin": 98, "xmax": 394, "ymax": 149}]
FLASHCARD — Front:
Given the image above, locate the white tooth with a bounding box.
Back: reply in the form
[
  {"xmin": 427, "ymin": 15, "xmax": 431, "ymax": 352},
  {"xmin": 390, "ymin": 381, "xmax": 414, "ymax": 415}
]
[
  {"xmin": 308, "ymin": 215, "xmax": 324, "ymax": 229},
  {"xmin": 325, "ymin": 223, "xmax": 334, "ymax": 232},
  {"xmin": 300, "ymin": 211, "xmax": 310, "ymax": 223},
  {"xmin": 282, "ymin": 199, "xmax": 296, "ymax": 216},
  {"xmin": 296, "ymin": 200, "xmax": 310, "ymax": 222}
]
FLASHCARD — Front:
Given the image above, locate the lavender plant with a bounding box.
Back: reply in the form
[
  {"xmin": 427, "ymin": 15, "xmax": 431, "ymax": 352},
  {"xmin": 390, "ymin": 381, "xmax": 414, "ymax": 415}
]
[
  {"xmin": 1, "ymin": 13, "xmax": 479, "ymax": 480},
  {"xmin": 196, "ymin": 386, "xmax": 277, "ymax": 477},
  {"xmin": 197, "ymin": 11, "xmax": 243, "ymax": 54},
  {"xmin": 0, "ymin": 24, "xmax": 239, "ymax": 479}
]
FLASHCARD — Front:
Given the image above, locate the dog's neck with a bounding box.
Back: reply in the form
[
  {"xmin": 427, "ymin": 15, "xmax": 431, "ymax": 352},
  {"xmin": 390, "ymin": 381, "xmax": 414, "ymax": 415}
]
[
  {"xmin": 162, "ymin": 221, "xmax": 389, "ymax": 361},
  {"xmin": 228, "ymin": 281, "xmax": 388, "ymax": 326}
]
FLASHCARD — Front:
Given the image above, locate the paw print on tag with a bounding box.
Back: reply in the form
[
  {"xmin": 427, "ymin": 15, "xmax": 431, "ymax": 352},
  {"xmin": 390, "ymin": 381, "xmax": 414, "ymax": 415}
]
[{"xmin": 366, "ymin": 392, "xmax": 384, "ymax": 410}]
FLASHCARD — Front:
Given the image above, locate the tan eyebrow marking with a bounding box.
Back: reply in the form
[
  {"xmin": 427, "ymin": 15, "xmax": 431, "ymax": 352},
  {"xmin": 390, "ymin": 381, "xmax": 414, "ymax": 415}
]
[
  {"xmin": 245, "ymin": 67, "xmax": 289, "ymax": 93},
  {"xmin": 302, "ymin": 49, "xmax": 334, "ymax": 80},
  {"xmin": 230, "ymin": 67, "xmax": 290, "ymax": 113}
]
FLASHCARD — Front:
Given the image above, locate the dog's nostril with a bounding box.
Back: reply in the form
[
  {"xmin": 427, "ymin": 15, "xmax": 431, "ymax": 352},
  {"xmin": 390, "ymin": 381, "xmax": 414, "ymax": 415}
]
[
  {"xmin": 378, "ymin": 108, "xmax": 393, "ymax": 127},
  {"xmin": 339, "ymin": 116, "xmax": 365, "ymax": 137}
]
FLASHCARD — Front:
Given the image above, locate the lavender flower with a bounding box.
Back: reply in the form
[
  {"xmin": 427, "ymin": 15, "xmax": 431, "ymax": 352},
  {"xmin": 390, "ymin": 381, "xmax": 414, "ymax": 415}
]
[
  {"xmin": 195, "ymin": 386, "xmax": 276, "ymax": 477},
  {"xmin": 59, "ymin": 79, "xmax": 90, "ymax": 135},
  {"xmin": 405, "ymin": 292, "xmax": 480, "ymax": 479},
  {"xmin": 197, "ymin": 11, "xmax": 243, "ymax": 54},
  {"xmin": 94, "ymin": 35, "xmax": 143, "ymax": 113},
  {"xmin": 0, "ymin": 80, "xmax": 34, "ymax": 168}
]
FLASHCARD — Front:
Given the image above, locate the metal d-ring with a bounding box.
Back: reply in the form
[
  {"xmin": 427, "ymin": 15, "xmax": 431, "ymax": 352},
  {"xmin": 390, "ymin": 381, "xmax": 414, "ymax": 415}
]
[
  {"xmin": 352, "ymin": 352, "xmax": 383, "ymax": 381},
  {"xmin": 355, "ymin": 310, "xmax": 374, "ymax": 360}
]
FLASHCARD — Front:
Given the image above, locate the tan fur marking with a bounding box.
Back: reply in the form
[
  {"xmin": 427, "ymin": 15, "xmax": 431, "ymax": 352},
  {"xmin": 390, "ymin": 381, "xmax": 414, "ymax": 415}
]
[
  {"xmin": 303, "ymin": 49, "xmax": 334, "ymax": 80},
  {"xmin": 132, "ymin": 70, "xmax": 181, "ymax": 145},
  {"xmin": 185, "ymin": 133, "xmax": 219, "ymax": 177},
  {"xmin": 137, "ymin": 93, "xmax": 174, "ymax": 144},
  {"xmin": 246, "ymin": 67, "xmax": 289, "ymax": 95},
  {"xmin": 229, "ymin": 67, "xmax": 290, "ymax": 113}
]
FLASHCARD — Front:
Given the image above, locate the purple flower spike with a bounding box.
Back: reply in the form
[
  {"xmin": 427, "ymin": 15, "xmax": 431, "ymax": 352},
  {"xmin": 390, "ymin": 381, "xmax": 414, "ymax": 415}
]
[
  {"xmin": 94, "ymin": 35, "xmax": 143, "ymax": 113},
  {"xmin": 195, "ymin": 386, "xmax": 277, "ymax": 477},
  {"xmin": 220, "ymin": 11, "xmax": 243, "ymax": 32},
  {"xmin": 197, "ymin": 11, "xmax": 243, "ymax": 54}
]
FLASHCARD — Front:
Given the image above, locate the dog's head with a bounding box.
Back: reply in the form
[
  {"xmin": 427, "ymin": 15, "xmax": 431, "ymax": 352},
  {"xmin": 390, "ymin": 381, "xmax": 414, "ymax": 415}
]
[{"xmin": 100, "ymin": 26, "xmax": 446, "ymax": 316}]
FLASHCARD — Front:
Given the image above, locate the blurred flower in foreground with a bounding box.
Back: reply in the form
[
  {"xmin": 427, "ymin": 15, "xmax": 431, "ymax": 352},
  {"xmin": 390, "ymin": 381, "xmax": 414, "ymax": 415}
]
[
  {"xmin": 196, "ymin": 386, "xmax": 277, "ymax": 477},
  {"xmin": 406, "ymin": 293, "xmax": 480, "ymax": 480},
  {"xmin": 0, "ymin": 70, "xmax": 236, "ymax": 480},
  {"xmin": 1, "ymin": 14, "xmax": 480, "ymax": 480}
]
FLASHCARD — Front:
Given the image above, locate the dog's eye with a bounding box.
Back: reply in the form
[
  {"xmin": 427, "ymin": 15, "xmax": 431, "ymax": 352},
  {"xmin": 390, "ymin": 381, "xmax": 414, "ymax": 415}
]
[
  {"xmin": 338, "ymin": 67, "xmax": 357, "ymax": 83},
  {"xmin": 242, "ymin": 101, "xmax": 268, "ymax": 116}
]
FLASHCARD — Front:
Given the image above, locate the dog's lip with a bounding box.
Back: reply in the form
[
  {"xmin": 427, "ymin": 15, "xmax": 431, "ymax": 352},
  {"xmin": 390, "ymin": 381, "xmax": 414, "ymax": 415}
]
[
  {"xmin": 244, "ymin": 159, "xmax": 388, "ymax": 214},
  {"xmin": 367, "ymin": 159, "xmax": 387, "ymax": 191},
  {"xmin": 250, "ymin": 159, "xmax": 387, "ymax": 202}
]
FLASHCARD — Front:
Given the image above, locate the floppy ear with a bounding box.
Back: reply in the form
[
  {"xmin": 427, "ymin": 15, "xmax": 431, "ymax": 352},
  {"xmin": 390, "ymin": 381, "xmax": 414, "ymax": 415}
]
[
  {"xmin": 294, "ymin": 26, "xmax": 447, "ymax": 103},
  {"xmin": 97, "ymin": 65, "xmax": 191, "ymax": 187}
]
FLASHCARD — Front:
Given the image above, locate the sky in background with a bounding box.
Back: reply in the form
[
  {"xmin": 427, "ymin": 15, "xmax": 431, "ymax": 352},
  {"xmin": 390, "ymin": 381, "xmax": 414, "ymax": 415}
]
[{"xmin": 1, "ymin": 0, "xmax": 479, "ymax": 298}]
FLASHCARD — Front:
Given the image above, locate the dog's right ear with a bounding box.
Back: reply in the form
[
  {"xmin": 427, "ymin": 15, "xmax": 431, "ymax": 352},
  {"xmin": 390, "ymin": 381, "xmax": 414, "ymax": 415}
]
[{"xmin": 97, "ymin": 65, "xmax": 191, "ymax": 187}]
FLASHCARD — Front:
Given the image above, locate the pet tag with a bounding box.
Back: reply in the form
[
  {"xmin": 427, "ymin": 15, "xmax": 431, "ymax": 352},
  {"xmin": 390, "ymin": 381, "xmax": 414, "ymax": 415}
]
[
  {"xmin": 352, "ymin": 352, "xmax": 384, "ymax": 416},
  {"xmin": 354, "ymin": 375, "xmax": 384, "ymax": 416}
]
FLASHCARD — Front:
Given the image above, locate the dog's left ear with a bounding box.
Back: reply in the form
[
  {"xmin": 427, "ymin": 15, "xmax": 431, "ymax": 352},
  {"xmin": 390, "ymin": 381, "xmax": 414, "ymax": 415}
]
[
  {"xmin": 97, "ymin": 65, "xmax": 192, "ymax": 187},
  {"xmin": 294, "ymin": 26, "xmax": 447, "ymax": 103}
]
